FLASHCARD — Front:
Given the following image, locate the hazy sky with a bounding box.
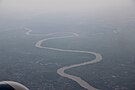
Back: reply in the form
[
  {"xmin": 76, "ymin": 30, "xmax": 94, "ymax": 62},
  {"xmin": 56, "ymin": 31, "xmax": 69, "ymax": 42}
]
[{"xmin": 0, "ymin": 0, "xmax": 135, "ymax": 19}]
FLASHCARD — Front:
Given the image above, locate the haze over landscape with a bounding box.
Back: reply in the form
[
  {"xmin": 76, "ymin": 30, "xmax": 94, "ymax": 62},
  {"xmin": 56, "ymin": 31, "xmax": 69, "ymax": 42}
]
[{"xmin": 0, "ymin": 0, "xmax": 135, "ymax": 90}]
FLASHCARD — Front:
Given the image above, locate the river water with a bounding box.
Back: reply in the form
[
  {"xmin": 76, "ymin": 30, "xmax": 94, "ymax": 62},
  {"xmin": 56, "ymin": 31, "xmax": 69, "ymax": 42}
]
[{"xmin": 0, "ymin": 0, "xmax": 135, "ymax": 90}]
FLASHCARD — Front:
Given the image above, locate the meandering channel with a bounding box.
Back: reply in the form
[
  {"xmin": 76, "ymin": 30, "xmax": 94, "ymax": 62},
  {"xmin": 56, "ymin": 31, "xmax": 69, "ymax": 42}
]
[{"xmin": 24, "ymin": 27, "xmax": 102, "ymax": 90}]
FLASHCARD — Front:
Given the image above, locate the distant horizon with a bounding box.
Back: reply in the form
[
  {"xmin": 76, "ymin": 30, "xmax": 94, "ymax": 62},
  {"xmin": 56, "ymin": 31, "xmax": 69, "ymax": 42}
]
[{"xmin": 1, "ymin": 0, "xmax": 135, "ymax": 19}]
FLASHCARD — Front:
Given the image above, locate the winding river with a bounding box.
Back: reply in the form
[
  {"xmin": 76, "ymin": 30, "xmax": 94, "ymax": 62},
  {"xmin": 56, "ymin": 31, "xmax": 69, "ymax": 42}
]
[{"xmin": 24, "ymin": 27, "xmax": 102, "ymax": 90}]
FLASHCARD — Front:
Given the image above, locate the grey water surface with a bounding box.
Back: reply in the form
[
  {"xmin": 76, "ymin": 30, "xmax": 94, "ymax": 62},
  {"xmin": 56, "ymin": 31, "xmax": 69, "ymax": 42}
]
[{"xmin": 0, "ymin": 0, "xmax": 135, "ymax": 90}]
